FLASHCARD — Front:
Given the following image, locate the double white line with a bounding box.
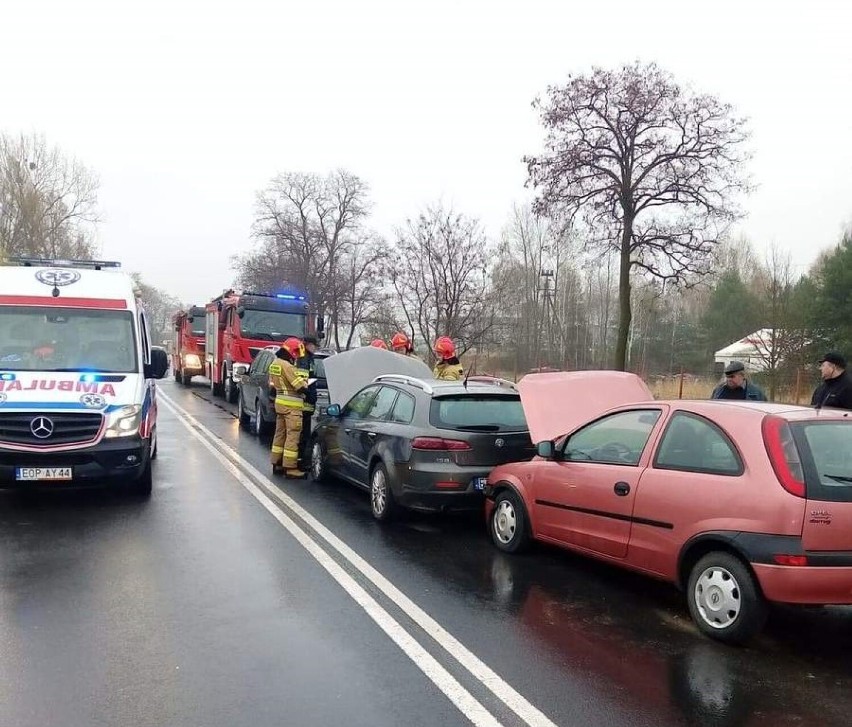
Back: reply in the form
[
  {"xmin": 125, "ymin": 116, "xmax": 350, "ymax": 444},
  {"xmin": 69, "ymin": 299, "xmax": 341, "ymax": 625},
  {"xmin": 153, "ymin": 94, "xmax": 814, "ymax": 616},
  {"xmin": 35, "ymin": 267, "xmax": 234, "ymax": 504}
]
[{"xmin": 158, "ymin": 391, "xmax": 559, "ymax": 727}]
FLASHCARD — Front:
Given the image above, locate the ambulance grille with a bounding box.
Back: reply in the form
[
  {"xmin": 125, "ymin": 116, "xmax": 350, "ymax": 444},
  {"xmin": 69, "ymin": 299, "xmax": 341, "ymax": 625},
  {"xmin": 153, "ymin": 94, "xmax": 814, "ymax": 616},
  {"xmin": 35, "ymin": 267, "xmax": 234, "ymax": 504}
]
[{"xmin": 0, "ymin": 412, "xmax": 103, "ymax": 447}]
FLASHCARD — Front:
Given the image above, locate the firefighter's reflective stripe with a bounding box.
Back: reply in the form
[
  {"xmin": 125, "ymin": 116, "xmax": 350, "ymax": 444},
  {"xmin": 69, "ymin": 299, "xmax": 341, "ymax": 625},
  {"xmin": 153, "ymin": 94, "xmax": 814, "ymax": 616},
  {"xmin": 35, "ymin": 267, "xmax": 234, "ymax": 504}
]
[
  {"xmin": 271, "ymin": 445, "xmax": 284, "ymax": 454},
  {"xmin": 275, "ymin": 395, "xmax": 304, "ymax": 408}
]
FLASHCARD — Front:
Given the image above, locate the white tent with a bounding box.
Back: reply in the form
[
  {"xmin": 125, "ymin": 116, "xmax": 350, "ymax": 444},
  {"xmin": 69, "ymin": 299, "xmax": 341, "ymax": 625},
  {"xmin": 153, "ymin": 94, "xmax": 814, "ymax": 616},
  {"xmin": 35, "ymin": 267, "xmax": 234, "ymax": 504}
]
[{"xmin": 714, "ymin": 329, "xmax": 778, "ymax": 373}]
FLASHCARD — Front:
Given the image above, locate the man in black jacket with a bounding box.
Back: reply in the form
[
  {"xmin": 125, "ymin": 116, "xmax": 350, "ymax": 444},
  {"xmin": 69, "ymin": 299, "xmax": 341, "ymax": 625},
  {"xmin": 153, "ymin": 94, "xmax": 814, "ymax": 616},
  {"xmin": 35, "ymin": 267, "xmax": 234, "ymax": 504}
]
[
  {"xmin": 811, "ymin": 351, "xmax": 852, "ymax": 410},
  {"xmin": 711, "ymin": 361, "xmax": 767, "ymax": 401}
]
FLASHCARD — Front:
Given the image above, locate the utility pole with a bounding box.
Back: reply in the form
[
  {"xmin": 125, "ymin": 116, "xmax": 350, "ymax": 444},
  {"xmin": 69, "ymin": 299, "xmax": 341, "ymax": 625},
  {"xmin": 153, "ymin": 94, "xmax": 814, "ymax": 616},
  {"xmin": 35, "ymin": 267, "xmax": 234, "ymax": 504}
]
[{"xmin": 537, "ymin": 269, "xmax": 555, "ymax": 371}]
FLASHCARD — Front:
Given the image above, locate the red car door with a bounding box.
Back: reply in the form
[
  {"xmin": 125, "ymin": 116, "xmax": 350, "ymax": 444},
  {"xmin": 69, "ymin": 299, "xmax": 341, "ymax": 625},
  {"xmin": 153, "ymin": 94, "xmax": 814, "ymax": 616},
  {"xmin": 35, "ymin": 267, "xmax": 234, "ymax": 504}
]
[{"xmin": 533, "ymin": 409, "xmax": 663, "ymax": 559}]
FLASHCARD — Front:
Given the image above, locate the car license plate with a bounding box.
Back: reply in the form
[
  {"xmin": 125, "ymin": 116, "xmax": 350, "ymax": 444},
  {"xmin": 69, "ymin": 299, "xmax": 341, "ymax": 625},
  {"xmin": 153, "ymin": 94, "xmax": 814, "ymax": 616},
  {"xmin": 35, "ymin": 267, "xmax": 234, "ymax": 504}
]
[
  {"xmin": 473, "ymin": 477, "xmax": 488, "ymax": 492},
  {"xmin": 15, "ymin": 467, "xmax": 72, "ymax": 481}
]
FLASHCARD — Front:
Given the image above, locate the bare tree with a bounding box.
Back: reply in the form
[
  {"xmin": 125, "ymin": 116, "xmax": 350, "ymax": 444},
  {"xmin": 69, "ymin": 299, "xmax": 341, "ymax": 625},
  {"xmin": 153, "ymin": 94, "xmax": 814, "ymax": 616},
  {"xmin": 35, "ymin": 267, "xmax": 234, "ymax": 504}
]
[
  {"xmin": 0, "ymin": 133, "xmax": 100, "ymax": 260},
  {"xmin": 234, "ymin": 169, "xmax": 374, "ymax": 345},
  {"xmin": 526, "ymin": 62, "xmax": 750, "ymax": 370},
  {"xmin": 389, "ymin": 203, "xmax": 495, "ymax": 357},
  {"xmin": 335, "ymin": 235, "xmax": 390, "ymax": 350},
  {"xmin": 132, "ymin": 274, "xmax": 183, "ymax": 346}
]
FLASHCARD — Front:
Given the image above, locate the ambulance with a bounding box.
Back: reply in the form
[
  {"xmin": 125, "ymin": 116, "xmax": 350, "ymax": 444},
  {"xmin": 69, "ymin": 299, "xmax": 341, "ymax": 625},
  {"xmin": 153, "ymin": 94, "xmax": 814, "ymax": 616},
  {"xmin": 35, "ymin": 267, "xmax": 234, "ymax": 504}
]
[{"xmin": 0, "ymin": 258, "xmax": 169, "ymax": 495}]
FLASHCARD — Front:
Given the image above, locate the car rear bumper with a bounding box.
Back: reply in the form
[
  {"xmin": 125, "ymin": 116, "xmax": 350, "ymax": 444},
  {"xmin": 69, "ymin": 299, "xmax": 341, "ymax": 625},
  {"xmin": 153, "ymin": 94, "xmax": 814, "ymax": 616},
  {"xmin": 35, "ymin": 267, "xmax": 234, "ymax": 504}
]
[
  {"xmin": 752, "ymin": 563, "xmax": 852, "ymax": 605},
  {"xmin": 0, "ymin": 437, "xmax": 151, "ymax": 489},
  {"xmin": 393, "ymin": 465, "xmax": 488, "ymax": 511}
]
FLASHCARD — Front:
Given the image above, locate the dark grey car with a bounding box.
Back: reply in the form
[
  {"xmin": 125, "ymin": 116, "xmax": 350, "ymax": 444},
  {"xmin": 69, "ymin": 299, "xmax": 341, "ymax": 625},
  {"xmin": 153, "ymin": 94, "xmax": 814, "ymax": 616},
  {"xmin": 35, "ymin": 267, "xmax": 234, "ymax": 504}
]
[
  {"xmin": 311, "ymin": 375, "xmax": 535, "ymax": 520},
  {"xmin": 237, "ymin": 348, "xmax": 332, "ymax": 437}
]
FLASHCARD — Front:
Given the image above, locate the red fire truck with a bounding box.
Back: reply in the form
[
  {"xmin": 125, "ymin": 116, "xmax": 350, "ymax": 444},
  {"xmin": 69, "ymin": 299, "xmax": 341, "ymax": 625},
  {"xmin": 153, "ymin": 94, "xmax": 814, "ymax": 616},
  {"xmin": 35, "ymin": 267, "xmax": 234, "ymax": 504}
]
[
  {"xmin": 171, "ymin": 305, "xmax": 206, "ymax": 385},
  {"xmin": 205, "ymin": 289, "xmax": 322, "ymax": 402}
]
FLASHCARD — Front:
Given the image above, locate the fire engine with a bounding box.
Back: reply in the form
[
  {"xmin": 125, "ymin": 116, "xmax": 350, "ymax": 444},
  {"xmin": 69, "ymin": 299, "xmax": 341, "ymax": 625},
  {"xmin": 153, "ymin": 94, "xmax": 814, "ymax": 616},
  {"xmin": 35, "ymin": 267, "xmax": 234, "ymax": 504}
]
[
  {"xmin": 171, "ymin": 305, "xmax": 206, "ymax": 385},
  {"xmin": 205, "ymin": 289, "xmax": 322, "ymax": 403}
]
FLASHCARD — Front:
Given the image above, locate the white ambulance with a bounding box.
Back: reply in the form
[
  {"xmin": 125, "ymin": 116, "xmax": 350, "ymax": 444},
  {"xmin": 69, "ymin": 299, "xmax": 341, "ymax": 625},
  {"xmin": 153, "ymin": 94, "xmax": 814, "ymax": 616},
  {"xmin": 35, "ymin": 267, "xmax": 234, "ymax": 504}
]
[{"xmin": 0, "ymin": 258, "xmax": 169, "ymax": 495}]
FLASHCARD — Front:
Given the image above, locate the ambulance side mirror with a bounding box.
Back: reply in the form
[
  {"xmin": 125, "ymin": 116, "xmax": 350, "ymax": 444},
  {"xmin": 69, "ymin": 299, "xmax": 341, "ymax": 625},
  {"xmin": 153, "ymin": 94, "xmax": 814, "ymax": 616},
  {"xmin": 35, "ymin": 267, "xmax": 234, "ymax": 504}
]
[{"xmin": 148, "ymin": 347, "xmax": 169, "ymax": 380}]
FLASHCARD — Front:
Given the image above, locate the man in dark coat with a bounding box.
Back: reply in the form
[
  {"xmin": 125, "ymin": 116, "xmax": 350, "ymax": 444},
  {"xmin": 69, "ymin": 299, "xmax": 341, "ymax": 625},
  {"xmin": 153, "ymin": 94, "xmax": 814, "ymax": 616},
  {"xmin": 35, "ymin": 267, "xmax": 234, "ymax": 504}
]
[
  {"xmin": 811, "ymin": 351, "xmax": 852, "ymax": 410},
  {"xmin": 711, "ymin": 361, "xmax": 768, "ymax": 401}
]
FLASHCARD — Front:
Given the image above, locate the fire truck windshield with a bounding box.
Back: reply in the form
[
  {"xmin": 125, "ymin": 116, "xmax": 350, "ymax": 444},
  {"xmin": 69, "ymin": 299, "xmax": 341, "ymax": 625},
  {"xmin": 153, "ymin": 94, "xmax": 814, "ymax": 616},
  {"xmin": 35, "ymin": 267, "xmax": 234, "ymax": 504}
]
[
  {"xmin": 239, "ymin": 309, "xmax": 306, "ymax": 341},
  {"xmin": 189, "ymin": 307, "xmax": 206, "ymax": 336}
]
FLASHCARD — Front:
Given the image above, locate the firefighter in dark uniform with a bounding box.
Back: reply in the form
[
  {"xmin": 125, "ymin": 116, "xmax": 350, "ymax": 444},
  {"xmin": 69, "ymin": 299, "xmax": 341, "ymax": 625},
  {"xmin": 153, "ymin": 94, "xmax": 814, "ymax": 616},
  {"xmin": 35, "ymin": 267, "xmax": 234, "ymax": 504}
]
[
  {"xmin": 711, "ymin": 360, "xmax": 767, "ymax": 401},
  {"xmin": 296, "ymin": 335, "xmax": 319, "ymax": 470},
  {"xmin": 811, "ymin": 351, "xmax": 852, "ymax": 410},
  {"xmin": 268, "ymin": 337, "xmax": 308, "ymax": 478}
]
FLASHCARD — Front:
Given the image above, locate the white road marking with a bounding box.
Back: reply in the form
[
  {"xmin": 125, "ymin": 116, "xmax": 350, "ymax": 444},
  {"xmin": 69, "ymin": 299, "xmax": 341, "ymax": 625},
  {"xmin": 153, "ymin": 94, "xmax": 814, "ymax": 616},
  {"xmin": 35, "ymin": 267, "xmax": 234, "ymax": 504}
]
[
  {"xmin": 159, "ymin": 391, "xmax": 560, "ymax": 727},
  {"xmin": 160, "ymin": 395, "xmax": 503, "ymax": 727}
]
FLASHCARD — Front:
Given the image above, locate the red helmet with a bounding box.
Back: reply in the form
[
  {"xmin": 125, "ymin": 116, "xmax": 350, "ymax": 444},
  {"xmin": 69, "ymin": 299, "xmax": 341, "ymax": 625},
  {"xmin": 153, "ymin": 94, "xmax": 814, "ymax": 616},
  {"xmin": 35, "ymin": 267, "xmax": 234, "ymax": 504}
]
[
  {"xmin": 281, "ymin": 337, "xmax": 304, "ymax": 359},
  {"xmin": 370, "ymin": 339, "xmax": 388, "ymax": 349},
  {"xmin": 391, "ymin": 332, "xmax": 410, "ymax": 350},
  {"xmin": 433, "ymin": 336, "xmax": 456, "ymax": 359}
]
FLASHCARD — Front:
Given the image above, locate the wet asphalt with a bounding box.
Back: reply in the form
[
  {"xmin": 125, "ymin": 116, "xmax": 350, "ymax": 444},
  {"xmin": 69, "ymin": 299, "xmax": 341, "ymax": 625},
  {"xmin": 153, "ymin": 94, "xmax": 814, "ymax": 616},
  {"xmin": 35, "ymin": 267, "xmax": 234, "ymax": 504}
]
[{"xmin": 1, "ymin": 378, "xmax": 850, "ymax": 727}]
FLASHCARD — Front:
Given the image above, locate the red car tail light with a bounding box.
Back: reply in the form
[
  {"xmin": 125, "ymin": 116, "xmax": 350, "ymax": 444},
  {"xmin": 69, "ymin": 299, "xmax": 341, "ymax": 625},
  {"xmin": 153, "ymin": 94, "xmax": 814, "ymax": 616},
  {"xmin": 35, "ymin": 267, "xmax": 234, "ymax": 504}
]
[
  {"xmin": 773, "ymin": 554, "xmax": 809, "ymax": 567},
  {"xmin": 411, "ymin": 437, "xmax": 472, "ymax": 451},
  {"xmin": 435, "ymin": 481, "xmax": 463, "ymax": 489},
  {"xmin": 762, "ymin": 415, "xmax": 806, "ymax": 498}
]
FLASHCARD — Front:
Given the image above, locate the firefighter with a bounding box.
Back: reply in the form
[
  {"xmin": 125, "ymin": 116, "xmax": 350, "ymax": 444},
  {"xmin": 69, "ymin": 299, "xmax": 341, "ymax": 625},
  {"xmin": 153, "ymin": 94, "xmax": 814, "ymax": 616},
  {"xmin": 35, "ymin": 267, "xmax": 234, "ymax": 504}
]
[
  {"xmin": 268, "ymin": 337, "xmax": 308, "ymax": 478},
  {"xmin": 296, "ymin": 335, "xmax": 319, "ymax": 470},
  {"xmin": 391, "ymin": 332, "xmax": 419, "ymax": 359},
  {"xmin": 433, "ymin": 336, "xmax": 463, "ymax": 381},
  {"xmin": 370, "ymin": 339, "xmax": 388, "ymax": 349}
]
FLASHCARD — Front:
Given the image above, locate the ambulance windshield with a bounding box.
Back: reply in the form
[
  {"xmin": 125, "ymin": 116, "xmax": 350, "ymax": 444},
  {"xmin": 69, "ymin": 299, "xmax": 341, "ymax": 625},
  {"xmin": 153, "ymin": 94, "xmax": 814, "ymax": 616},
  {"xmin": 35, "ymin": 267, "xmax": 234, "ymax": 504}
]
[{"xmin": 0, "ymin": 307, "xmax": 138, "ymax": 373}]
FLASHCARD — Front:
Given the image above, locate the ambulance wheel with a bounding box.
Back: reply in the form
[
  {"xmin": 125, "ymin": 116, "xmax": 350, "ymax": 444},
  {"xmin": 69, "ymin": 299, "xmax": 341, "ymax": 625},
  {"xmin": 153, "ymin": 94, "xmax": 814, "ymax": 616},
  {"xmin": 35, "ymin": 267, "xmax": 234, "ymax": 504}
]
[{"xmin": 130, "ymin": 460, "xmax": 153, "ymax": 497}]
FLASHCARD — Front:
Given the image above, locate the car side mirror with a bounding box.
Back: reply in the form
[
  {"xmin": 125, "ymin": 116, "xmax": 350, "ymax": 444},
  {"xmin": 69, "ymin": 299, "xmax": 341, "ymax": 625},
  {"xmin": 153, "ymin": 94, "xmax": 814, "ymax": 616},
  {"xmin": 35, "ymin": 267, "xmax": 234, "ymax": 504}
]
[
  {"xmin": 147, "ymin": 347, "xmax": 169, "ymax": 380},
  {"xmin": 326, "ymin": 404, "xmax": 341, "ymax": 417},
  {"xmin": 536, "ymin": 440, "xmax": 556, "ymax": 459},
  {"xmin": 237, "ymin": 306, "xmax": 245, "ymax": 319}
]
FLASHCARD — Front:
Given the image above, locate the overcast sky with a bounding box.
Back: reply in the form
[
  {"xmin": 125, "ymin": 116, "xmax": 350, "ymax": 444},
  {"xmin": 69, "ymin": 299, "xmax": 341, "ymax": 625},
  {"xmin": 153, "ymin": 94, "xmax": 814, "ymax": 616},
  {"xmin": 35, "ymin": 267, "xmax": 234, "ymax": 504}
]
[{"xmin": 2, "ymin": 0, "xmax": 850, "ymax": 305}]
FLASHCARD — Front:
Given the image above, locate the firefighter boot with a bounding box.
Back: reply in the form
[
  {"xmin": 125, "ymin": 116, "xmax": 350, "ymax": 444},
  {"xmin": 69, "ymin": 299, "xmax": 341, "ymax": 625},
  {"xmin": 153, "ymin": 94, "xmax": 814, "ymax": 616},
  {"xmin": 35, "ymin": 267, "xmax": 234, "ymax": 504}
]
[{"xmin": 285, "ymin": 468, "xmax": 307, "ymax": 479}]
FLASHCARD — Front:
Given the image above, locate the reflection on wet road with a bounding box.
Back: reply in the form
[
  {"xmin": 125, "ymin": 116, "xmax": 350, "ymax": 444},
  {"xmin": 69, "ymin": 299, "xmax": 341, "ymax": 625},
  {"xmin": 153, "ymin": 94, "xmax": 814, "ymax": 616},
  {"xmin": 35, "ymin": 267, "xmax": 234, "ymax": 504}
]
[{"xmin": 0, "ymin": 379, "xmax": 849, "ymax": 727}]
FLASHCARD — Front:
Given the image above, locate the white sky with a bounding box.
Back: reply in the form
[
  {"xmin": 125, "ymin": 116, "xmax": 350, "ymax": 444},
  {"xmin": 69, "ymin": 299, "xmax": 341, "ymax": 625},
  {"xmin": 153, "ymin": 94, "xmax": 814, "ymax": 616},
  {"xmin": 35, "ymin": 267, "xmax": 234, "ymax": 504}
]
[{"xmin": 2, "ymin": 0, "xmax": 850, "ymax": 305}]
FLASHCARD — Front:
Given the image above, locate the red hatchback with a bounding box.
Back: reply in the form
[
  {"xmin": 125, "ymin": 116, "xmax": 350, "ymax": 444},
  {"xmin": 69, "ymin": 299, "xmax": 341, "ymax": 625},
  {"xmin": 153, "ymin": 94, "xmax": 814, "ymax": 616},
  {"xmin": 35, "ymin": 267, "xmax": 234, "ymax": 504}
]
[{"xmin": 485, "ymin": 372, "xmax": 852, "ymax": 644}]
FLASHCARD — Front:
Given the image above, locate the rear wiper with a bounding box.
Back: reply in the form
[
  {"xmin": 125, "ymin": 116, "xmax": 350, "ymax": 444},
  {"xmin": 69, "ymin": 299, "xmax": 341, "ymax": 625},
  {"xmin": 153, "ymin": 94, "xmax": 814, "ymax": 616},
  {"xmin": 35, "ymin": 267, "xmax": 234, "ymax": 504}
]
[
  {"xmin": 824, "ymin": 474, "xmax": 852, "ymax": 483},
  {"xmin": 455, "ymin": 425, "xmax": 501, "ymax": 432}
]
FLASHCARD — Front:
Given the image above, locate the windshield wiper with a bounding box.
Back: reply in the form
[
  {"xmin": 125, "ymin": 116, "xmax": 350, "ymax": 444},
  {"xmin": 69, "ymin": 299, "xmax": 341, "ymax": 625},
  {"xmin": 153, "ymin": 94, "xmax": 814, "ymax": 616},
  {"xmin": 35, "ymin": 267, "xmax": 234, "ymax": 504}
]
[
  {"xmin": 824, "ymin": 474, "xmax": 852, "ymax": 483},
  {"xmin": 245, "ymin": 332, "xmax": 273, "ymax": 341}
]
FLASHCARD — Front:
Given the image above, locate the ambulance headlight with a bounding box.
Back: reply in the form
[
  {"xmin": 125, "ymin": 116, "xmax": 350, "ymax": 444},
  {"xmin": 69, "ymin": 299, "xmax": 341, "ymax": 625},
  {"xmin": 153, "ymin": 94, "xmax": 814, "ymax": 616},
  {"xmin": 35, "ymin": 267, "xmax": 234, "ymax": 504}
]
[
  {"xmin": 184, "ymin": 354, "xmax": 201, "ymax": 368},
  {"xmin": 105, "ymin": 405, "xmax": 143, "ymax": 438}
]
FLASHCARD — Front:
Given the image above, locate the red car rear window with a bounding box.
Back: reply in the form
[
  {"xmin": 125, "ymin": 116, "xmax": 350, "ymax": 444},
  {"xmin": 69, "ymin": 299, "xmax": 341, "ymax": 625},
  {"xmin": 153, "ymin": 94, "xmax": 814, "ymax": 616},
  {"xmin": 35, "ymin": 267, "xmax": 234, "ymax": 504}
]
[{"xmin": 796, "ymin": 421, "xmax": 852, "ymax": 503}]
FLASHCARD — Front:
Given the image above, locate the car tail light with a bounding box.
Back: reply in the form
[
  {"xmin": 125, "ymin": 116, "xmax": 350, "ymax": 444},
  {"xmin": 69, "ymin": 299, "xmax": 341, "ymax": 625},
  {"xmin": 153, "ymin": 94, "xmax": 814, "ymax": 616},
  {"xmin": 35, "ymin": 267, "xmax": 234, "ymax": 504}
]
[
  {"xmin": 411, "ymin": 437, "xmax": 472, "ymax": 451},
  {"xmin": 762, "ymin": 415, "xmax": 806, "ymax": 498},
  {"xmin": 773, "ymin": 554, "xmax": 809, "ymax": 567},
  {"xmin": 435, "ymin": 481, "xmax": 463, "ymax": 489}
]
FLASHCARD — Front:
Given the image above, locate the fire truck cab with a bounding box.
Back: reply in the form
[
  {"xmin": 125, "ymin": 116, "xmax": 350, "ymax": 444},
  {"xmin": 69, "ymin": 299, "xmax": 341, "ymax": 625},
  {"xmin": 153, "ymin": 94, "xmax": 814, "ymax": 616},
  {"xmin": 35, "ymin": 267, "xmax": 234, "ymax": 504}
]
[
  {"xmin": 205, "ymin": 290, "xmax": 320, "ymax": 403},
  {"xmin": 171, "ymin": 305, "xmax": 206, "ymax": 385}
]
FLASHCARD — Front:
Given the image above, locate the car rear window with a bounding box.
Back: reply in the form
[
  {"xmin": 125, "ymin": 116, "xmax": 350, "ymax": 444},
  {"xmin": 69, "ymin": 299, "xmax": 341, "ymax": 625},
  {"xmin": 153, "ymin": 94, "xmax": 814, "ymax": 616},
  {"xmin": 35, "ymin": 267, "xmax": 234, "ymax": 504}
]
[
  {"xmin": 797, "ymin": 421, "xmax": 852, "ymax": 503},
  {"xmin": 430, "ymin": 395, "xmax": 527, "ymax": 432}
]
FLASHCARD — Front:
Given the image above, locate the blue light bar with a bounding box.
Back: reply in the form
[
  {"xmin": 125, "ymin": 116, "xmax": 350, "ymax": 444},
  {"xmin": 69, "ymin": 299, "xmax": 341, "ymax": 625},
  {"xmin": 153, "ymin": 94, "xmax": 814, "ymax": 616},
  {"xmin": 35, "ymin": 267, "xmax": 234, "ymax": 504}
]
[
  {"xmin": 276, "ymin": 294, "xmax": 306, "ymax": 301},
  {"xmin": 80, "ymin": 374, "xmax": 97, "ymax": 383},
  {"xmin": 0, "ymin": 373, "xmax": 16, "ymax": 381}
]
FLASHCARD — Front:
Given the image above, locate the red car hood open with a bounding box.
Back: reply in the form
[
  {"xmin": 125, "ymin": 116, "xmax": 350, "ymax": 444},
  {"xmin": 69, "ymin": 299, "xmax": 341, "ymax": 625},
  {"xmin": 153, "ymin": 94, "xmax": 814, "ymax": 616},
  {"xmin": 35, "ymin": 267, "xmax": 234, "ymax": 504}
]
[{"xmin": 518, "ymin": 371, "xmax": 654, "ymax": 443}]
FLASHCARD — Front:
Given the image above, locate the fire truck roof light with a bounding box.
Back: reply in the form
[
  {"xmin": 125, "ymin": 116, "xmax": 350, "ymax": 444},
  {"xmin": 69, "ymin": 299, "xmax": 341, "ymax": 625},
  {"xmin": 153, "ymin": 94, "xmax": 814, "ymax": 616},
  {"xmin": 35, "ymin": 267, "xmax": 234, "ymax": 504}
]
[{"xmin": 276, "ymin": 293, "xmax": 306, "ymax": 301}]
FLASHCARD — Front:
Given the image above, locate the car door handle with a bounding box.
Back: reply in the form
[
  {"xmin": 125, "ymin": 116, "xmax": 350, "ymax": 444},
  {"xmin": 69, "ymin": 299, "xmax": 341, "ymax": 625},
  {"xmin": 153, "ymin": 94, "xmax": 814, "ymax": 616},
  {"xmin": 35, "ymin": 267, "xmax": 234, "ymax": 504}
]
[
  {"xmin": 367, "ymin": 432, "xmax": 377, "ymax": 439},
  {"xmin": 614, "ymin": 482, "xmax": 630, "ymax": 496},
  {"xmin": 344, "ymin": 428, "xmax": 352, "ymax": 434}
]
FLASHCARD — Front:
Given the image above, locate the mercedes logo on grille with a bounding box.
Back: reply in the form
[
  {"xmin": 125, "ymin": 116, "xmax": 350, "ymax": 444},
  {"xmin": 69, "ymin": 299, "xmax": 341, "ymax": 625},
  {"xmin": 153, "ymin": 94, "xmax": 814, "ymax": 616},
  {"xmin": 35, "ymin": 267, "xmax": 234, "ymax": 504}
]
[{"xmin": 30, "ymin": 416, "xmax": 55, "ymax": 439}]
